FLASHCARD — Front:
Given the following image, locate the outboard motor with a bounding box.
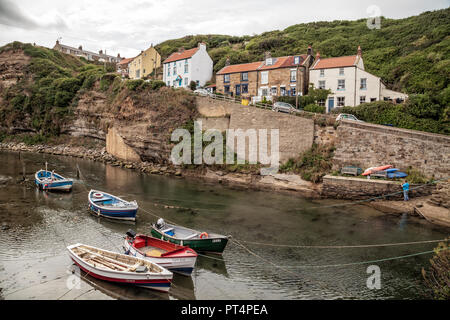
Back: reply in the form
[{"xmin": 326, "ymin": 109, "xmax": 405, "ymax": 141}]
[
  {"xmin": 126, "ymin": 229, "xmax": 136, "ymax": 239},
  {"xmin": 156, "ymin": 218, "xmax": 165, "ymax": 230}
]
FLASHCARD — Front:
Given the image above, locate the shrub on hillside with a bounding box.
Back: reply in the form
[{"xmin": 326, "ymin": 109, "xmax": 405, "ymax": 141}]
[
  {"xmin": 125, "ymin": 79, "xmax": 145, "ymax": 91},
  {"xmin": 304, "ymin": 104, "xmax": 325, "ymax": 114}
]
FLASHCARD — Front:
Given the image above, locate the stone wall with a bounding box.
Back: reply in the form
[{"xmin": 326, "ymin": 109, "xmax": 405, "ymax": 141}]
[
  {"xmin": 333, "ymin": 120, "xmax": 450, "ymax": 179},
  {"xmin": 196, "ymin": 97, "xmax": 315, "ymax": 163},
  {"xmin": 322, "ymin": 175, "xmax": 435, "ymax": 200},
  {"xmin": 106, "ymin": 127, "xmax": 141, "ymax": 162}
]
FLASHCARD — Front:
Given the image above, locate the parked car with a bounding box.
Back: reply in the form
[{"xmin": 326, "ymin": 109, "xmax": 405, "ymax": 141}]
[
  {"xmin": 272, "ymin": 102, "xmax": 296, "ymax": 114},
  {"xmin": 336, "ymin": 113, "xmax": 363, "ymax": 122},
  {"xmin": 194, "ymin": 88, "xmax": 210, "ymax": 96}
]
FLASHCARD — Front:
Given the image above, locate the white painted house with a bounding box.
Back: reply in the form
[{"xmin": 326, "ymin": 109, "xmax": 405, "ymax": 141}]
[
  {"xmin": 309, "ymin": 46, "xmax": 408, "ymax": 113},
  {"xmin": 163, "ymin": 43, "xmax": 213, "ymax": 89}
]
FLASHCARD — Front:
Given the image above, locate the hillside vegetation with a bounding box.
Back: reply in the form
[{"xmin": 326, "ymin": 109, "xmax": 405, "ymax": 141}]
[
  {"xmin": 0, "ymin": 42, "xmax": 197, "ymax": 145},
  {"xmin": 156, "ymin": 8, "xmax": 450, "ymax": 134}
]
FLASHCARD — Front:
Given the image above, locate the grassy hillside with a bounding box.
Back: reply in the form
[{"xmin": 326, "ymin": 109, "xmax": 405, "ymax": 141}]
[
  {"xmin": 0, "ymin": 42, "xmax": 196, "ymax": 143},
  {"xmin": 155, "ymin": 8, "xmax": 450, "ymax": 134},
  {"xmin": 156, "ymin": 8, "xmax": 449, "ymax": 94}
]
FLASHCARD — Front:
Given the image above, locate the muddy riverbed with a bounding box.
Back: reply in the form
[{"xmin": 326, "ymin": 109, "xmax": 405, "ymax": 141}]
[{"xmin": 0, "ymin": 150, "xmax": 448, "ymax": 300}]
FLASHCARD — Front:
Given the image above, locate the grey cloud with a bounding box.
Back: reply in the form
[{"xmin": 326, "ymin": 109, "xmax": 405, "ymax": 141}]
[{"xmin": 0, "ymin": 0, "xmax": 67, "ymax": 30}]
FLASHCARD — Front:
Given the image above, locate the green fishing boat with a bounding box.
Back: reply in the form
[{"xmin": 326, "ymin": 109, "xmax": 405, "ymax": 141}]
[{"xmin": 150, "ymin": 219, "xmax": 229, "ymax": 254}]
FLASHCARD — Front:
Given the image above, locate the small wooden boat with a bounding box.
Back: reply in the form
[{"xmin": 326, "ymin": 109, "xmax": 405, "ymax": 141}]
[
  {"xmin": 35, "ymin": 169, "xmax": 73, "ymax": 191},
  {"xmin": 362, "ymin": 165, "xmax": 393, "ymax": 176},
  {"xmin": 150, "ymin": 218, "xmax": 229, "ymax": 254},
  {"xmin": 124, "ymin": 230, "xmax": 198, "ymax": 276},
  {"xmin": 67, "ymin": 243, "xmax": 173, "ymax": 292},
  {"xmin": 88, "ymin": 190, "xmax": 138, "ymax": 221}
]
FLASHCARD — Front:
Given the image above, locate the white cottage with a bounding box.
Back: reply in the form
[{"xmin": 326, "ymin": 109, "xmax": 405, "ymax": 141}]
[
  {"xmin": 309, "ymin": 46, "xmax": 408, "ymax": 112},
  {"xmin": 163, "ymin": 43, "xmax": 213, "ymax": 89}
]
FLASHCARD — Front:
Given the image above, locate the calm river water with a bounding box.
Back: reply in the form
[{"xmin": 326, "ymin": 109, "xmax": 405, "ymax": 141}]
[{"xmin": 0, "ymin": 150, "xmax": 447, "ymax": 300}]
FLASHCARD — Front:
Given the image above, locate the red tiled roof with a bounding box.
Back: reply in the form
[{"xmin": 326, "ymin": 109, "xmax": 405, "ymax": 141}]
[
  {"xmin": 163, "ymin": 47, "xmax": 199, "ymax": 64},
  {"xmin": 216, "ymin": 61, "xmax": 263, "ymax": 75},
  {"xmin": 118, "ymin": 58, "xmax": 133, "ymax": 65},
  {"xmin": 217, "ymin": 54, "xmax": 308, "ymax": 75},
  {"xmin": 312, "ymin": 55, "xmax": 358, "ymax": 69},
  {"xmin": 259, "ymin": 55, "xmax": 307, "ymax": 70}
]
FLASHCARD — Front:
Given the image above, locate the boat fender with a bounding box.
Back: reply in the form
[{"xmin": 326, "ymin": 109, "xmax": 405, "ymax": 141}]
[
  {"xmin": 93, "ymin": 192, "xmax": 103, "ymax": 198},
  {"xmin": 200, "ymin": 232, "xmax": 209, "ymax": 239}
]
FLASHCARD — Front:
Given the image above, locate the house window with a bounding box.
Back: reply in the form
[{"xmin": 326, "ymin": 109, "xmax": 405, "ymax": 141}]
[
  {"xmin": 261, "ymin": 71, "xmax": 268, "ymax": 84},
  {"xmin": 224, "ymin": 74, "xmax": 230, "ymax": 83},
  {"xmin": 280, "ymin": 87, "xmax": 286, "ymax": 96},
  {"xmin": 337, "ymin": 97, "xmax": 345, "ymax": 106},
  {"xmin": 224, "ymin": 85, "xmax": 230, "ymax": 94},
  {"xmin": 242, "ymin": 84, "xmax": 248, "ymax": 94},
  {"xmin": 318, "ymin": 99, "xmax": 325, "ymax": 107},
  {"xmin": 173, "ymin": 66, "xmax": 177, "ymax": 75},
  {"xmin": 143, "ymin": 69, "xmax": 146, "ymax": 74},
  {"xmin": 291, "ymin": 87, "xmax": 296, "ymax": 96},
  {"xmin": 266, "ymin": 58, "xmax": 272, "ymax": 66},
  {"xmin": 290, "ymin": 70, "xmax": 297, "ymax": 82},
  {"xmin": 167, "ymin": 67, "xmax": 171, "ymax": 76},
  {"xmin": 318, "ymin": 80, "xmax": 326, "ymax": 89},
  {"xmin": 337, "ymin": 79, "xmax": 345, "ymax": 90},
  {"xmin": 360, "ymin": 78, "xmax": 367, "ymax": 89},
  {"xmin": 184, "ymin": 60, "xmax": 189, "ymax": 73},
  {"xmin": 371, "ymin": 98, "xmax": 377, "ymax": 102},
  {"xmin": 271, "ymin": 87, "xmax": 277, "ymax": 95},
  {"xmin": 136, "ymin": 70, "xmax": 140, "ymax": 78},
  {"xmin": 196, "ymin": 80, "xmax": 199, "ymax": 87},
  {"xmin": 241, "ymin": 72, "xmax": 248, "ymax": 81},
  {"xmin": 173, "ymin": 80, "xmax": 176, "ymax": 87},
  {"xmin": 360, "ymin": 96, "xmax": 366, "ymax": 104},
  {"xmin": 184, "ymin": 78, "xmax": 188, "ymax": 86},
  {"xmin": 261, "ymin": 88, "xmax": 268, "ymax": 96},
  {"xmin": 294, "ymin": 56, "xmax": 300, "ymax": 65},
  {"xmin": 320, "ymin": 69, "xmax": 325, "ymax": 77},
  {"xmin": 339, "ymin": 68, "xmax": 344, "ymax": 75}
]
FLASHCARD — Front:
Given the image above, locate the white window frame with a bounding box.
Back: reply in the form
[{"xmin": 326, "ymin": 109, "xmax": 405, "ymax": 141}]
[
  {"xmin": 337, "ymin": 79, "xmax": 345, "ymax": 91},
  {"xmin": 318, "ymin": 80, "xmax": 326, "ymax": 89},
  {"xmin": 261, "ymin": 71, "xmax": 268, "ymax": 85},
  {"xmin": 290, "ymin": 69, "xmax": 297, "ymax": 82}
]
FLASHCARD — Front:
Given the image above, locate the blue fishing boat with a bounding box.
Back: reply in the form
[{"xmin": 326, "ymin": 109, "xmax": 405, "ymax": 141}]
[
  {"xmin": 88, "ymin": 190, "xmax": 138, "ymax": 221},
  {"xmin": 35, "ymin": 167, "xmax": 73, "ymax": 192}
]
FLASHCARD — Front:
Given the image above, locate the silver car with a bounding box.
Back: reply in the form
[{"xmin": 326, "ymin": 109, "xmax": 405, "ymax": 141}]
[
  {"xmin": 272, "ymin": 102, "xmax": 296, "ymax": 114},
  {"xmin": 194, "ymin": 88, "xmax": 210, "ymax": 96},
  {"xmin": 336, "ymin": 113, "xmax": 363, "ymax": 122}
]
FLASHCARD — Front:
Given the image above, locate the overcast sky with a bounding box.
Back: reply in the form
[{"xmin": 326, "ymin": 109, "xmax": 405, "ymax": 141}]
[{"xmin": 0, "ymin": 0, "xmax": 448, "ymax": 58}]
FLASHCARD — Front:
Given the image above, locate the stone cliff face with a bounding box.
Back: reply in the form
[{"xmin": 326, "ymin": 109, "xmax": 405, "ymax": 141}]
[{"xmin": 61, "ymin": 86, "xmax": 197, "ymax": 163}]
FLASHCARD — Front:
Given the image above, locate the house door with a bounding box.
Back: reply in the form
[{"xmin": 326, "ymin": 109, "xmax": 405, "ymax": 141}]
[
  {"xmin": 235, "ymin": 85, "xmax": 241, "ymax": 96},
  {"xmin": 328, "ymin": 97, "xmax": 334, "ymax": 112}
]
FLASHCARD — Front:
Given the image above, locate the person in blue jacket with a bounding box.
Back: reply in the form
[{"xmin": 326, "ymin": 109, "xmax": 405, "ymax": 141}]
[{"xmin": 401, "ymin": 180, "xmax": 410, "ymax": 201}]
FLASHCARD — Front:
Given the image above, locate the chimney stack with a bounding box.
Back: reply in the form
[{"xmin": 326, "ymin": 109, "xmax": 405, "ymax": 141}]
[
  {"xmin": 99, "ymin": 50, "xmax": 103, "ymax": 55},
  {"xmin": 225, "ymin": 57, "xmax": 231, "ymax": 66},
  {"xmin": 307, "ymin": 45, "xmax": 312, "ymax": 56},
  {"xmin": 357, "ymin": 45, "xmax": 362, "ymax": 57},
  {"xmin": 178, "ymin": 47, "xmax": 185, "ymax": 53},
  {"xmin": 78, "ymin": 45, "xmax": 82, "ymax": 50},
  {"xmin": 315, "ymin": 51, "xmax": 321, "ymax": 60}
]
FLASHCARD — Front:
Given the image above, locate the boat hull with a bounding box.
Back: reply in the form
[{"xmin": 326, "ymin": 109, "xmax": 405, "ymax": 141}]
[
  {"xmin": 88, "ymin": 203, "xmax": 137, "ymax": 221},
  {"xmin": 88, "ymin": 190, "xmax": 138, "ymax": 221},
  {"xmin": 150, "ymin": 227, "xmax": 228, "ymax": 254},
  {"xmin": 124, "ymin": 239, "xmax": 197, "ymax": 276},
  {"xmin": 67, "ymin": 244, "xmax": 172, "ymax": 292},
  {"xmin": 35, "ymin": 170, "xmax": 73, "ymax": 192}
]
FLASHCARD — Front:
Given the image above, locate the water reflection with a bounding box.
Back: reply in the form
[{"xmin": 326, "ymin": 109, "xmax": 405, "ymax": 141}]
[{"xmin": 1, "ymin": 150, "xmax": 448, "ymax": 300}]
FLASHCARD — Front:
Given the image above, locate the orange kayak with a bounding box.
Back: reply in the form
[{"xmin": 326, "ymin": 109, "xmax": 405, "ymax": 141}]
[{"xmin": 362, "ymin": 165, "xmax": 393, "ymax": 176}]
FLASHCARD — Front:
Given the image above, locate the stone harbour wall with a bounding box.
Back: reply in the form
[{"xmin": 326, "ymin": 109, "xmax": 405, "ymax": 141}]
[
  {"xmin": 333, "ymin": 120, "xmax": 450, "ymax": 179},
  {"xmin": 322, "ymin": 175, "xmax": 435, "ymax": 200}
]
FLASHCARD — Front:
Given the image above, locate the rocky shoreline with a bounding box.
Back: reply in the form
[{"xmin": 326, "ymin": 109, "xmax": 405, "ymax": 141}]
[
  {"xmin": 0, "ymin": 141, "xmax": 321, "ymax": 198},
  {"xmin": 1, "ymin": 141, "xmax": 448, "ymax": 228}
]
